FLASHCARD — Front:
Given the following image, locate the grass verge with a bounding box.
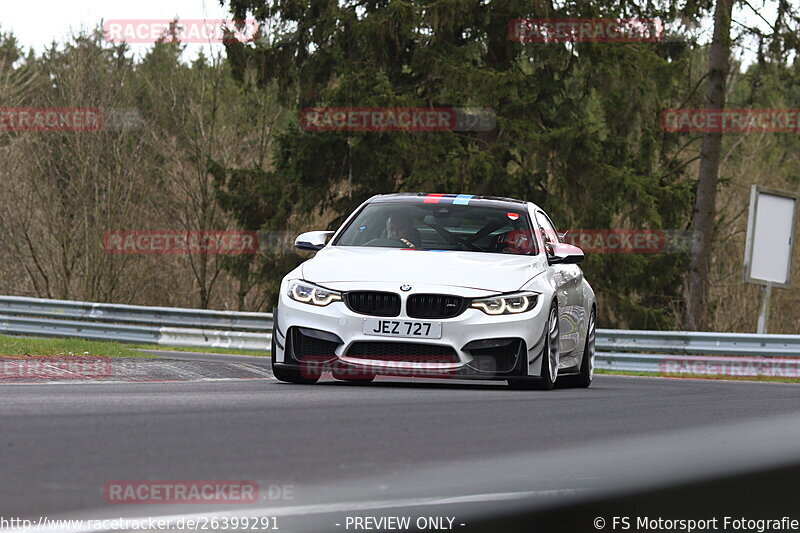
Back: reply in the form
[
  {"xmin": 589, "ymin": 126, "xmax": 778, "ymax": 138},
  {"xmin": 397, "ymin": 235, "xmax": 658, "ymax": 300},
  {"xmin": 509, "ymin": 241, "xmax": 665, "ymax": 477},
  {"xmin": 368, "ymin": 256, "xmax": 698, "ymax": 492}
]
[
  {"xmin": 0, "ymin": 334, "xmax": 151, "ymax": 358},
  {"xmin": 0, "ymin": 335, "xmax": 269, "ymax": 358},
  {"xmin": 133, "ymin": 345, "xmax": 271, "ymax": 356}
]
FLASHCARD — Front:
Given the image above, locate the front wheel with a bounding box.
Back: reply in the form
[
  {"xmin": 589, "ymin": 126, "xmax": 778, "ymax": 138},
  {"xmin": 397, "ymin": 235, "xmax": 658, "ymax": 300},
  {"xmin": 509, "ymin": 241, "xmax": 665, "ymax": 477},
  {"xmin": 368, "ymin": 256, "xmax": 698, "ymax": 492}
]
[{"xmin": 508, "ymin": 303, "xmax": 559, "ymax": 390}]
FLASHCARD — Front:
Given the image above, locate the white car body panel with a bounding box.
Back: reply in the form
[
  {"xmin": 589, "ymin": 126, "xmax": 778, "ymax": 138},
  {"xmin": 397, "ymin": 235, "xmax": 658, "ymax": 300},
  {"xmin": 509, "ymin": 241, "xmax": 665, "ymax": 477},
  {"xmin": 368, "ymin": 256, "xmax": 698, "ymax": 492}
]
[
  {"xmin": 301, "ymin": 247, "xmax": 548, "ymax": 292},
  {"xmin": 274, "ymin": 194, "xmax": 596, "ymax": 384}
]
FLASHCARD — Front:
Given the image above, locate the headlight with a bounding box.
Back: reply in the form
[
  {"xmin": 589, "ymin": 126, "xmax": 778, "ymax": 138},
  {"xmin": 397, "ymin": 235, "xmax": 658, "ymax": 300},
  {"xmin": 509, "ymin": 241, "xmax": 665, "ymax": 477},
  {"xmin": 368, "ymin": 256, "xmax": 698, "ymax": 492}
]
[
  {"xmin": 287, "ymin": 280, "xmax": 342, "ymax": 306},
  {"xmin": 470, "ymin": 292, "xmax": 538, "ymax": 315}
]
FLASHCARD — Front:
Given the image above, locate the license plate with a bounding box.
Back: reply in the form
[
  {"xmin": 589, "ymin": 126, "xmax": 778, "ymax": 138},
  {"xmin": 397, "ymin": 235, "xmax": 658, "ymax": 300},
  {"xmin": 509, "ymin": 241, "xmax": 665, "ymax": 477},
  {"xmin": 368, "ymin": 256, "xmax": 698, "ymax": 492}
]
[{"xmin": 362, "ymin": 319, "xmax": 442, "ymax": 339}]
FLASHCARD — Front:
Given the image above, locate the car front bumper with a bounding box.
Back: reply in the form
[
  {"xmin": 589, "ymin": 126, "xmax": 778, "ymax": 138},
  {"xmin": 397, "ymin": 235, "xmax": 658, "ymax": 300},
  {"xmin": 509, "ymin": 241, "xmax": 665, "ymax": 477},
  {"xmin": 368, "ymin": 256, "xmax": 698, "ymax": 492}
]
[{"xmin": 273, "ymin": 283, "xmax": 550, "ymax": 380}]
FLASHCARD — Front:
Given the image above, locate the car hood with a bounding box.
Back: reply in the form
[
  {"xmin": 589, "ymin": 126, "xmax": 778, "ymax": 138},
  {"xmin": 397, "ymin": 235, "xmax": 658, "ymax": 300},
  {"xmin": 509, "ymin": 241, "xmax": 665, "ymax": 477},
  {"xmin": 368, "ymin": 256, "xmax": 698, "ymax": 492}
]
[{"xmin": 301, "ymin": 246, "xmax": 546, "ymax": 293}]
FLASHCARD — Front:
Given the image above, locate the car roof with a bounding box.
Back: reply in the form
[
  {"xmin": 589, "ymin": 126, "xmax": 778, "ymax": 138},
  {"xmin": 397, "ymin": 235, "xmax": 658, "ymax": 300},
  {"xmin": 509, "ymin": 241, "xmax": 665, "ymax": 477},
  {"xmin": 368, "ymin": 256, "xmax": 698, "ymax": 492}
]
[{"xmin": 369, "ymin": 193, "xmax": 536, "ymax": 210}]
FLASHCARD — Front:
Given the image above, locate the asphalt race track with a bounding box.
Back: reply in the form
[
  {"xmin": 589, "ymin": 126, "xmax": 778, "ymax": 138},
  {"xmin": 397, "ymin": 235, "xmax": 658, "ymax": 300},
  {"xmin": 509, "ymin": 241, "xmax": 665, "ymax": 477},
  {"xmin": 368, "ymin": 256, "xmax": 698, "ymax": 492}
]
[{"xmin": 3, "ymin": 352, "xmax": 800, "ymax": 532}]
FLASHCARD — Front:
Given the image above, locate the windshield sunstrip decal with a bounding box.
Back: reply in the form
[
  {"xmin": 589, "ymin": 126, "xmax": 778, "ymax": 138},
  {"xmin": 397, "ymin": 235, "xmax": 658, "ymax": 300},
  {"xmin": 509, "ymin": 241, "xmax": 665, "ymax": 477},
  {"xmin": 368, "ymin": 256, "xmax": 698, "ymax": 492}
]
[{"xmin": 422, "ymin": 194, "xmax": 474, "ymax": 205}]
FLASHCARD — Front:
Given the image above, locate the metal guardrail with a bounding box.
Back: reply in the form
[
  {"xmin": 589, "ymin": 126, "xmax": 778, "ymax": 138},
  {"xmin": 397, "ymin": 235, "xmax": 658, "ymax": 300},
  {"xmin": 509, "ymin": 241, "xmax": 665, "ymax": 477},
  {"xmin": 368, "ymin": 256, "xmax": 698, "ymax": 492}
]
[
  {"xmin": 1, "ymin": 296, "xmax": 798, "ymax": 371},
  {"xmin": 595, "ymin": 329, "xmax": 800, "ymax": 377},
  {"xmin": 0, "ymin": 296, "xmax": 272, "ymax": 331},
  {"xmin": 0, "ymin": 296, "xmax": 272, "ymax": 351},
  {"xmin": 597, "ymin": 329, "xmax": 800, "ymax": 356}
]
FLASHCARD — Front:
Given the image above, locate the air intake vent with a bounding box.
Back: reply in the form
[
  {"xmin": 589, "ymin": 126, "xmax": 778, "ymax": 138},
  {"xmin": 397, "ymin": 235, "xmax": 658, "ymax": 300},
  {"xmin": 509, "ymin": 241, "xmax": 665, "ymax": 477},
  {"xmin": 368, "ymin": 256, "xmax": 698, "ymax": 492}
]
[
  {"xmin": 407, "ymin": 294, "xmax": 465, "ymax": 319},
  {"xmin": 290, "ymin": 328, "xmax": 340, "ymax": 359},
  {"xmin": 346, "ymin": 342, "xmax": 459, "ymax": 363},
  {"xmin": 344, "ymin": 291, "xmax": 400, "ymax": 317}
]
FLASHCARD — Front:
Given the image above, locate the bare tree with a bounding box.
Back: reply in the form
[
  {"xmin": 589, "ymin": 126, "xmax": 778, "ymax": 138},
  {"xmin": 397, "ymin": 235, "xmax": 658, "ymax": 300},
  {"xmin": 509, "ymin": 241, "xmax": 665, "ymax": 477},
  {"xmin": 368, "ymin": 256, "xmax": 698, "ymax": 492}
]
[
  {"xmin": 686, "ymin": 0, "xmax": 734, "ymax": 330},
  {"xmin": 139, "ymin": 47, "xmax": 259, "ymax": 308},
  {"xmin": 0, "ymin": 32, "xmax": 153, "ymax": 301}
]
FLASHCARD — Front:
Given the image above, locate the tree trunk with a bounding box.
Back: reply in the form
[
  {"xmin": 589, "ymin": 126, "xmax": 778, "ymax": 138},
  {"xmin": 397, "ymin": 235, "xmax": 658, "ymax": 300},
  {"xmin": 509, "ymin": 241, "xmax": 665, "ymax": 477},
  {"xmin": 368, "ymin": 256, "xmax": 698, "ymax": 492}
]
[{"xmin": 685, "ymin": 0, "xmax": 734, "ymax": 330}]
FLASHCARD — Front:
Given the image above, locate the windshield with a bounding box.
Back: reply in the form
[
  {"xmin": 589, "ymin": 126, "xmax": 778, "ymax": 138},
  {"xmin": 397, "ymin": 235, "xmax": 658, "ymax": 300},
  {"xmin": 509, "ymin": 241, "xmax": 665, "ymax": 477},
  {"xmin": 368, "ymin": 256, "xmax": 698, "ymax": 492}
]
[{"xmin": 334, "ymin": 202, "xmax": 538, "ymax": 254}]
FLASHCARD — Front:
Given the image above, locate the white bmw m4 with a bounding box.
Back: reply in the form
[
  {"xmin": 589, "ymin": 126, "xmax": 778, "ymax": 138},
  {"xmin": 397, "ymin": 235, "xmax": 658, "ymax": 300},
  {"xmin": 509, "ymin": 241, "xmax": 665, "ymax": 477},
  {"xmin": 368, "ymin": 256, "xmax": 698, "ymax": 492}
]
[{"xmin": 272, "ymin": 193, "xmax": 596, "ymax": 389}]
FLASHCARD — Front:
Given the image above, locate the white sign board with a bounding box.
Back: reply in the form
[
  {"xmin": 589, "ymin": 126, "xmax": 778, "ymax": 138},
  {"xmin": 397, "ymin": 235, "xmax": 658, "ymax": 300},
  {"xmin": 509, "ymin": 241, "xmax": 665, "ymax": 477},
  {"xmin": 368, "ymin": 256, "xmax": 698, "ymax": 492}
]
[{"xmin": 743, "ymin": 186, "xmax": 797, "ymax": 288}]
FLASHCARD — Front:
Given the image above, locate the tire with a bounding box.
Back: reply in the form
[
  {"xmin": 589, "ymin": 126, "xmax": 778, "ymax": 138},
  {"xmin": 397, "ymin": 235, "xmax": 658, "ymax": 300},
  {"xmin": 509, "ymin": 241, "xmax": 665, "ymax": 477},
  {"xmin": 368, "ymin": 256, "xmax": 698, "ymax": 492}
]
[
  {"xmin": 561, "ymin": 308, "xmax": 595, "ymax": 389},
  {"xmin": 271, "ymin": 330, "xmax": 320, "ymax": 384},
  {"xmin": 508, "ymin": 303, "xmax": 559, "ymax": 390}
]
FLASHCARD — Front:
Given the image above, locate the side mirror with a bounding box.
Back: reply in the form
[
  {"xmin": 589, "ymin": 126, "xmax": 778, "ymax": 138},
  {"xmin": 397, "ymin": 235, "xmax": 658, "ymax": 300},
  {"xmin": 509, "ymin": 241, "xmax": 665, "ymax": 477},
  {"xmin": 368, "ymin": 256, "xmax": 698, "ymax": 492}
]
[
  {"xmin": 295, "ymin": 231, "xmax": 334, "ymax": 252},
  {"xmin": 547, "ymin": 242, "xmax": 585, "ymax": 265}
]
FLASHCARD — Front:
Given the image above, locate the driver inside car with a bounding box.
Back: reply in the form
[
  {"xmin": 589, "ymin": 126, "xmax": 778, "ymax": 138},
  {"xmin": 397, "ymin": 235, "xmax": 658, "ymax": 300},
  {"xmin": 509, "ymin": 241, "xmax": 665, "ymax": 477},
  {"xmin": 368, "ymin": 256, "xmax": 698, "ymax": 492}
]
[
  {"xmin": 386, "ymin": 214, "xmax": 422, "ymax": 248},
  {"xmin": 497, "ymin": 229, "xmax": 535, "ymax": 254}
]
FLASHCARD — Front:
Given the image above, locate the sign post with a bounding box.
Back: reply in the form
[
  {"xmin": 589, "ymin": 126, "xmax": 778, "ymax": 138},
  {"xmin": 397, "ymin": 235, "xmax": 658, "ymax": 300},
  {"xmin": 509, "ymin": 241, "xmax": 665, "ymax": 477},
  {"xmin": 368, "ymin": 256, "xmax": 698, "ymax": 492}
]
[{"xmin": 743, "ymin": 186, "xmax": 798, "ymax": 334}]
